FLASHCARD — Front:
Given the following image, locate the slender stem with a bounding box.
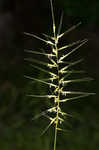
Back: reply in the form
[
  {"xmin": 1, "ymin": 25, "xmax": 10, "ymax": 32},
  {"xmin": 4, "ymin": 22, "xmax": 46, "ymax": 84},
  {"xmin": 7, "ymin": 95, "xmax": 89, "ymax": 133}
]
[
  {"xmin": 53, "ymin": 36, "xmax": 60, "ymax": 150},
  {"xmin": 54, "ymin": 96, "xmax": 60, "ymax": 150},
  {"xmin": 54, "ymin": 120, "xmax": 58, "ymax": 150},
  {"xmin": 50, "ymin": 1, "xmax": 60, "ymax": 150}
]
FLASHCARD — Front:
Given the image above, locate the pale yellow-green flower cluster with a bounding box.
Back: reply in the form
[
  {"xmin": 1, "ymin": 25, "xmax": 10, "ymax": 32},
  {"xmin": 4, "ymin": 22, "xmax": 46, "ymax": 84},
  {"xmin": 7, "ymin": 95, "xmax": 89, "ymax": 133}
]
[{"xmin": 24, "ymin": 0, "xmax": 95, "ymax": 150}]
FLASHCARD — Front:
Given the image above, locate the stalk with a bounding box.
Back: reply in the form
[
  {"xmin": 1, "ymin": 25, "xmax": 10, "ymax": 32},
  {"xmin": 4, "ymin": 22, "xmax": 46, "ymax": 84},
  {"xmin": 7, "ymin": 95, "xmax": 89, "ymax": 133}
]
[{"xmin": 53, "ymin": 35, "xmax": 60, "ymax": 150}]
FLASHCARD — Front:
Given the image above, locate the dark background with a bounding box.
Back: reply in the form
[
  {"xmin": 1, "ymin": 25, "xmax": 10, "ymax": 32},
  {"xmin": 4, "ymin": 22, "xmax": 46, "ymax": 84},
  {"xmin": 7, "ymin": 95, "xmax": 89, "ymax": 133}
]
[{"xmin": 0, "ymin": 0, "xmax": 99, "ymax": 149}]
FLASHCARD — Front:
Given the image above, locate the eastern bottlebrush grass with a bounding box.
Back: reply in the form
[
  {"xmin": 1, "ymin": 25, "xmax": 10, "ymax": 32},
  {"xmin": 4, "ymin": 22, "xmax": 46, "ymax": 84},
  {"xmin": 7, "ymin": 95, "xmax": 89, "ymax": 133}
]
[{"xmin": 24, "ymin": 0, "xmax": 95, "ymax": 150}]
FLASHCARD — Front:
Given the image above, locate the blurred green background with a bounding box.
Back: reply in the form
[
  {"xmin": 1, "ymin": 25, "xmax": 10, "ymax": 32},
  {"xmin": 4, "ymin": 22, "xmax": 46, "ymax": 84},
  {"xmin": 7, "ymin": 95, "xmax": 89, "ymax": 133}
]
[{"xmin": 0, "ymin": 0, "xmax": 99, "ymax": 149}]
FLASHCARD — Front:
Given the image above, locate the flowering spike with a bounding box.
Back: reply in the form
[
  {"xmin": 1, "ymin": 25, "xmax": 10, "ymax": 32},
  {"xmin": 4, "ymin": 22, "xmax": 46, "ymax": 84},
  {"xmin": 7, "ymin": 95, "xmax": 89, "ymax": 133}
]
[{"xmin": 24, "ymin": 1, "xmax": 95, "ymax": 150}]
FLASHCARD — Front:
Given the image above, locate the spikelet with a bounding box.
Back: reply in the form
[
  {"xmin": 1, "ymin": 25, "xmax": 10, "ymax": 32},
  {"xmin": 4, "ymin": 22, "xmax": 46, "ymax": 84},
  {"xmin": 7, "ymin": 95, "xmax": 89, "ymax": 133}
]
[{"xmin": 24, "ymin": 0, "xmax": 95, "ymax": 150}]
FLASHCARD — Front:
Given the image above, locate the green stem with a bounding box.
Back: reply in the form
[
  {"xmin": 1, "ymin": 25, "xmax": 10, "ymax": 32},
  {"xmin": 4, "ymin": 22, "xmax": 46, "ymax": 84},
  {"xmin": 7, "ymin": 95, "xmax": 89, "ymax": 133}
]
[
  {"xmin": 53, "ymin": 37, "xmax": 60, "ymax": 150},
  {"xmin": 54, "ymin": 120, "xmax": 58, "ymax": 150}
]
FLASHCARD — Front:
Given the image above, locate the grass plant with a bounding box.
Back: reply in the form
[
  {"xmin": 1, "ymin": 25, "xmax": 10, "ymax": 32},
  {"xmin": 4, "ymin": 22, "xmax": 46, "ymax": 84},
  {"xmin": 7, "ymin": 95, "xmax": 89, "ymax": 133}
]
[{"xmin": 24, "ymin": 0, "xmax": 95, "ymax": 150}]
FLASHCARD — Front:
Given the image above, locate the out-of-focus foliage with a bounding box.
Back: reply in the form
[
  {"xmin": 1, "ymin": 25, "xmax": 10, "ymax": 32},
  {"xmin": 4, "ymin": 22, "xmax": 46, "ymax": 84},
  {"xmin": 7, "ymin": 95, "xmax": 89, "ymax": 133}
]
[{"xmin": 57, "ymin": 0, "xmax": 99, "ymax": 25}]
